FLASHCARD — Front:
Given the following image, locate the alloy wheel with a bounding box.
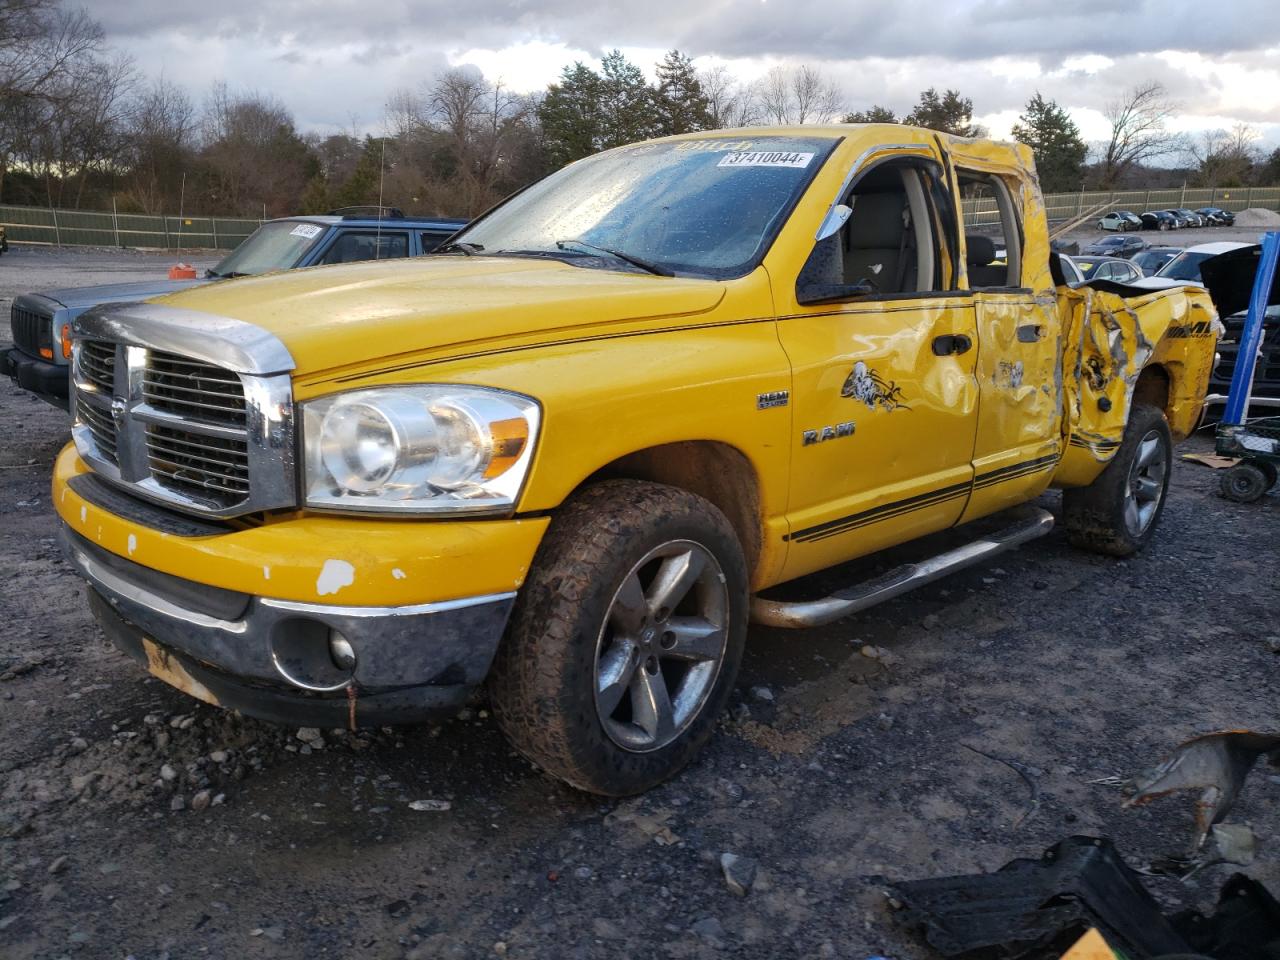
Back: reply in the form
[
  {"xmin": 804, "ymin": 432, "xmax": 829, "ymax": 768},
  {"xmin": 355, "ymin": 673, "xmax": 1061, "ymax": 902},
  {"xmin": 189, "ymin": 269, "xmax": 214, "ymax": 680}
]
[
  {"xmin": 593, "ymin": 540, "xmax": 729, "ymax": 752},
  {"xmin": 1123, "ymin": 430, "xmax": 1167, "ymax": 537}
]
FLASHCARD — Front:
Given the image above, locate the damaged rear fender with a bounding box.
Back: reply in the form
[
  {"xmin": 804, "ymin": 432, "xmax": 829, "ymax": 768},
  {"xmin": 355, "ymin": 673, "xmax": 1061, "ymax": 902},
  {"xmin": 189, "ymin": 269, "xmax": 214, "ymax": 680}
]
[{"xmin": 1053, "ymin": 285, "xmax": 1218, "ymax": 487}]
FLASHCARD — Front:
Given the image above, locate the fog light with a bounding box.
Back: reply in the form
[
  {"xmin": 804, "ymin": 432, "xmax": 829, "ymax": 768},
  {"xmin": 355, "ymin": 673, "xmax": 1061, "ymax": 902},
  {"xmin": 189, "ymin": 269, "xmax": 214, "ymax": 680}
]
[{"xmin": 329, "ymin": 631, "xmax": 357, "ymax": 672}]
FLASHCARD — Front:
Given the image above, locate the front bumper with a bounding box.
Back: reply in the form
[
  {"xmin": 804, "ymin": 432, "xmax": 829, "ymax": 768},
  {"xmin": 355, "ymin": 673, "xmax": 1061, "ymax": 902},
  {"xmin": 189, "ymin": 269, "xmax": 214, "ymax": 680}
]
[
  {"xmin": 62, "ymin": 523, "xmax": 517, "ymax": 726},
  {"xmin": 2, "ymin": 346, "xmax": 69, "ymax": 409}
]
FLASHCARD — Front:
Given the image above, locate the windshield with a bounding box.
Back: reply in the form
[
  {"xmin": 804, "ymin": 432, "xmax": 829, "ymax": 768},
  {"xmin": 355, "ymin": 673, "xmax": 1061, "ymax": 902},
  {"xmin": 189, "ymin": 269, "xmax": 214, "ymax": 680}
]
[
  {"xmin": 1156, "ymin": 251, "xmax": 1214, "ymax": 282},
  {"xmin": 453, "ymin": 136, "xmax": 838, "ymax": 279},
  {"xmin": 210, "ymin": 220, "xmax": 327, "ymax": 277}
]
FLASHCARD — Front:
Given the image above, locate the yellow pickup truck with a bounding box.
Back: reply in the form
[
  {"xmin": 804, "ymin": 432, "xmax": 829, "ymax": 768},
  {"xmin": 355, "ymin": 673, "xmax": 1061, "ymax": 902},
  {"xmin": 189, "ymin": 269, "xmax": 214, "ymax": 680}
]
[{"xmin": 54, "ymin": 125, "xmax": 1217, "ymax": 795}]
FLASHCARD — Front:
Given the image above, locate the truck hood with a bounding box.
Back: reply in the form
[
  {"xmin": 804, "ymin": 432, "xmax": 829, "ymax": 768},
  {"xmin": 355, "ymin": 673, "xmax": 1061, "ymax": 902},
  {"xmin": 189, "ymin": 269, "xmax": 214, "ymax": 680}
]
[
  {"xmin": 42, "ymin": 278, "xmax": 211, "ymax": 312},
  {"xmin": 153, "ymin": 256, "xmax": 728, "ymax": 375}
]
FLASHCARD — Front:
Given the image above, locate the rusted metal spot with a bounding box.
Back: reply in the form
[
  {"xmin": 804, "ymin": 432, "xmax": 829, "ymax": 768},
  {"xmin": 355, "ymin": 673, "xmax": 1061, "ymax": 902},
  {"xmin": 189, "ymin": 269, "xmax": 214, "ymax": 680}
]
[{"xmin": 141, "ymin": 638, "xmax": 220, "ymax": 707}]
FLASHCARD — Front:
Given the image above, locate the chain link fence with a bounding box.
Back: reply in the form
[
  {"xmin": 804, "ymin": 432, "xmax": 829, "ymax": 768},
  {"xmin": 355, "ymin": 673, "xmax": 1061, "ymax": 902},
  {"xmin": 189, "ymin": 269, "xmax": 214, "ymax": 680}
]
[
  {"xmin": 963, "ymin": 185, "xmax": 1280, "ymax": 228},
  {"xmin": 0, "ymin": 204, "xmax": 262, "ymax": 250}
]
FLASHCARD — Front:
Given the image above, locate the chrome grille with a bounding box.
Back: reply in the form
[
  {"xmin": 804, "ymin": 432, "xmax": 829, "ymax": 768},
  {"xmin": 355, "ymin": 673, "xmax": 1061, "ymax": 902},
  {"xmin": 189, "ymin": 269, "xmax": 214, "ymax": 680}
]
[
  {"xmin": 77, "ymin": 340, "xmax": 116, "ymax": 392},
  {"xmin": 68, "ymin": 303, "xmax": 297, "ymax": 520},
  {"xmin": 75, "ymin": 392, "xmax": 118, "ymax": 464},
  {"xmin": 10, "ymin": 302, "xmax": 52, "ymax": 356},
  {"xmin": 143, "ymin": 351, "xmax": 247, "ymax": 428},
  {"xmin": 145, "ymin": 424, "xmax": 250, "ymax": 500}
]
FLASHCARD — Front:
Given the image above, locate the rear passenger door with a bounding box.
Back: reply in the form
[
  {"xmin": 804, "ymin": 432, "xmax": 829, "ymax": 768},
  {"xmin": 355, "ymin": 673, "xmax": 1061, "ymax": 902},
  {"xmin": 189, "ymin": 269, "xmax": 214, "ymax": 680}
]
[
  {"xmin": 773, "ymin": 149, "xmax": 981, "ymax": 583},
  {"xmin": 952, "ymin": 160, "xmax": 1062, "ymax": 523}
]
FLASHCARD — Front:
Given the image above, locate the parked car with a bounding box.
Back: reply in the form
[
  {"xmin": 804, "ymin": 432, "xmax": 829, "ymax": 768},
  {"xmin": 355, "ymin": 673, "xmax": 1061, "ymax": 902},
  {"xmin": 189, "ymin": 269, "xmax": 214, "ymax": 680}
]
[
  {"xmin": 1141, "ymin": 210, "xmax": 1180, "ymax": 231},
  {"xmin": 1132, "ymin": 246, "xmax": 1182, "ymax": 276},
  {"xmin": 52, "ymin": 124, "xmax": 1217, "ymax": 795},
  {"xmin": 1155, "ymin": 241, "xmax": 1253, "ymax": 284},
  {"xmin": 1195, "ymin": 207, "xmax": 1235, "ymax": 226},
  {"xmin": 1080, "ymin": 234, "xmax": 1146, "ymax": 258},
  {"xmin": 1072, "ymin": 256, "xmax": 1144, "ymax": 283},
  {"xmin": 1057, "ymin": 253, "xmax": 1085, "ymax": 284},
  {"xmin": 1098, "ymin": 210, "xmax": 1143, "ymax": 232},
  {"xmin": 1173, "ymin": 208, "xmax": 1204, "ymax": 228},
  {"xmin": 2, "ymin": 210, "xmax": 467, "ymax": 409}
]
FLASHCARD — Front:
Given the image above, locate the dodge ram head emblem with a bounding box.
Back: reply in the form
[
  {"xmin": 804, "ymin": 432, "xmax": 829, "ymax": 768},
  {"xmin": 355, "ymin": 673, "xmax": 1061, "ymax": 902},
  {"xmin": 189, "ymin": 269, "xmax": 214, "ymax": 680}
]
[
  {"xmin": 110, "ymin": 397, "xmax": 127, "ymax": 423},
  {"xmin": 841, "ymin": 362, "xmax": 910, "ymax": 412}
]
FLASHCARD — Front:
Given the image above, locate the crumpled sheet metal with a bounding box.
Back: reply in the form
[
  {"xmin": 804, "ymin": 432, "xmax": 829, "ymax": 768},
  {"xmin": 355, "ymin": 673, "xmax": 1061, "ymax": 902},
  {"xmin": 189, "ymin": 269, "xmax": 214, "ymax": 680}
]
[{"xmin": 1124, "ymin": 729, "xmax": 1280, "ymax": 850}]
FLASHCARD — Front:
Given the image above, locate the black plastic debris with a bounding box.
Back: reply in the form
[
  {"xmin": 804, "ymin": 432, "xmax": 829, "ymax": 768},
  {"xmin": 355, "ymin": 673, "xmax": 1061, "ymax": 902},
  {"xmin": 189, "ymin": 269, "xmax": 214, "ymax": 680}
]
[
  {"xmin": 1124, "ymin": 730, "xmax": 1280, "ymax": 850},
  {"xmin": 888, "ymin": 836, "xmax": 1280, "ymax": 959}
]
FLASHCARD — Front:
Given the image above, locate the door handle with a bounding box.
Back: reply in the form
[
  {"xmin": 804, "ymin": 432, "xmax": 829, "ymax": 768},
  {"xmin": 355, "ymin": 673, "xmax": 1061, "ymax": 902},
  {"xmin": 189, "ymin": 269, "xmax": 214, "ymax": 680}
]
[
  {"xmin": 1017, "ymin": 324, "xmax": 1043, "ymax": 343},
  {"xmin": 932, "ymin": 334, "xmax": 973, "ymax": 356}
]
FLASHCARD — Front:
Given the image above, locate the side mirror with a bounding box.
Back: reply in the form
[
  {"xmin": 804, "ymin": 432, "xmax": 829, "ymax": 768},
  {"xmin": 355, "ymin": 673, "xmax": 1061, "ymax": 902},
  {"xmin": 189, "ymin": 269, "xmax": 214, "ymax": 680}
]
[
  {"xmin": 815, "ymin": 203, "xmax": 852, "ymax": 242},
  {"xmin": 796, "ymin": 280, "xmax": 875, "ymax": 305}
]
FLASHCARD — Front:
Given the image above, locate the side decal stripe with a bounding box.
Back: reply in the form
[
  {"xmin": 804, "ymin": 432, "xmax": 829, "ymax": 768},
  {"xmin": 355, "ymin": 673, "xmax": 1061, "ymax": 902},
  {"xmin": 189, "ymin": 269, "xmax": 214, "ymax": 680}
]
[{"xmin": 787, "ymin": 453, "xmax": 1060, "ymax": 543}]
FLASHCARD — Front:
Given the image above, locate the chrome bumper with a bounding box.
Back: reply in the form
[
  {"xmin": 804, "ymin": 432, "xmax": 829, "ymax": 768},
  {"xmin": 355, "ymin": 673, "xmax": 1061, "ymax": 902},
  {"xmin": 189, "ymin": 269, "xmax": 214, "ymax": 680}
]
[{"xmin": 60, "ymin": 523, "xmax": 515, "ymax": 719}]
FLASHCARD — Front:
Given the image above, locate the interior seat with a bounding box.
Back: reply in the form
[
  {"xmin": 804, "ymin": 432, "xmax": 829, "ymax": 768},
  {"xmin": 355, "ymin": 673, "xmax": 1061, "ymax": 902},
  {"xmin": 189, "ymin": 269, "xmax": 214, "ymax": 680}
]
[
  {"xmin": 965, "ymin": 234, "xmax": 1007, "ymax": 287},
  {"xmin": 843, "ymin": 191, "xmax": 912, "ymax": 293}
]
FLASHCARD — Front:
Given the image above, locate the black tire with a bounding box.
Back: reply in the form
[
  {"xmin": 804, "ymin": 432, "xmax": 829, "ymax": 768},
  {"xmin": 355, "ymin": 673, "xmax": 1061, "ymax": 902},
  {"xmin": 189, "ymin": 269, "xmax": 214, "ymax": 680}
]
[
  {"xmin": 488, "ymin": 480, "xmax": 748, "ymax": 796},
  {"xmin": 1064, "ymin": 403, "xmax": 1173, "ymax": 557},
  {"xmin": 1219, "ymin": 462, "xmax": 1269, "ymax": 503},
  {"xmin": 1260, "ymin": 461, "xmax": 1279, "ymax": 490}
]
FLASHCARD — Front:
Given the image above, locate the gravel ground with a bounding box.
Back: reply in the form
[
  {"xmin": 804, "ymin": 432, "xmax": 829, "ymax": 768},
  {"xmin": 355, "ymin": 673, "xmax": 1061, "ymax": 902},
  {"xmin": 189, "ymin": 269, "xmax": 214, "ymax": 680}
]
[{"xmin": 1, "ymin": 246, "xmax": 1279, "ymax": 959}]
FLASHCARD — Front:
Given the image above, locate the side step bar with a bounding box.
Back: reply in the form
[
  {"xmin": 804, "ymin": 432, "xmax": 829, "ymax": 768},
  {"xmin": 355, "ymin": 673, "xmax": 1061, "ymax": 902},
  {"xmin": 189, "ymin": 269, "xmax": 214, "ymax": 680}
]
[{"xmin": 750, "ymin": 507, "xmax": 1055, "ymax": 629}]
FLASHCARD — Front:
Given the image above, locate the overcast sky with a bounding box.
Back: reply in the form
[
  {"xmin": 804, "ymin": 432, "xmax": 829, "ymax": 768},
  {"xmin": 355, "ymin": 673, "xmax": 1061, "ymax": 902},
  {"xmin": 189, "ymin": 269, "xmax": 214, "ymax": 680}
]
[{"xmin": 99, "ymin": 0, "xmax": 1280, "ymax": 153}]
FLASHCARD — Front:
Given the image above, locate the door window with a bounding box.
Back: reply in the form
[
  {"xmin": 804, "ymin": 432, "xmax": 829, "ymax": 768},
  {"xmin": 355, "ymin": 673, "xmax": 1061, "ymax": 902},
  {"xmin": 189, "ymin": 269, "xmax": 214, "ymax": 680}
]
[
  {"xmin": 317, "ymin": 231, "xmax": 409, "ymax": 265},
  {"xmin": 798, "ymin": 158, "xmax": 955, "ymax": 299},
  {"xmin": 420, "ymin": 231, "xmax": 452, "ymax": 253},
  {"xmin": 958, "ymin": 171, "xmax": 1023, "ymax": 289}
]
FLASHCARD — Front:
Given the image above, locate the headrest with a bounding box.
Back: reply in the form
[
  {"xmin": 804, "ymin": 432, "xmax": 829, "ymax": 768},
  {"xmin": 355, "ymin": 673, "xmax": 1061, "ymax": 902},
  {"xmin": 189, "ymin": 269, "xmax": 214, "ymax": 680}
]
[{"xmin": 966, "ymin": 234, "xmax": 996, "ymax": 266}]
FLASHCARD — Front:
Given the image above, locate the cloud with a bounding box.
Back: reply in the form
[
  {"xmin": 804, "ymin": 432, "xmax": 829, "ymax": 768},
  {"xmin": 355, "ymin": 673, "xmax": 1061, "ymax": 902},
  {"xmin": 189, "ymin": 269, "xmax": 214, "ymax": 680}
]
[{"xmin": 98, "ymin": 0, "xmax": 1280, "ymax": 149}]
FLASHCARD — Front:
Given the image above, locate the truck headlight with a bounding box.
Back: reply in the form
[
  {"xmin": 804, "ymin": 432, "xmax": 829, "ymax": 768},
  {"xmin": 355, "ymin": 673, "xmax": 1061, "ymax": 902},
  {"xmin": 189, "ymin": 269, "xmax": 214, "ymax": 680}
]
[{"xmin": 302, "ymin": 386, "xmax": 540, "ymax": 514}]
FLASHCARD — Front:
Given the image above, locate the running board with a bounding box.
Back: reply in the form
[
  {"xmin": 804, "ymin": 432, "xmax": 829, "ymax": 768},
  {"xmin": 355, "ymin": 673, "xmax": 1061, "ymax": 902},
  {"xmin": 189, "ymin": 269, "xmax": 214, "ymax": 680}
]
[{"xmin": 750, "ymin": 507, "xmax": 1055, "ymax": 629}]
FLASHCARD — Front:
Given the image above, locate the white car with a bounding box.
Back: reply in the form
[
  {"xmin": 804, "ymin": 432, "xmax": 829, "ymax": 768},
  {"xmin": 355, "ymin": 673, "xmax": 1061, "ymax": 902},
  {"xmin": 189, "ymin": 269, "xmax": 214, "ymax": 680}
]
[
  {"xmin": 1126, "ymin": 241, "xmax": 1253, "ymax": 292},
  {"xmin": 1098, "ymin": 210, "xmax": 1142, "ymax": 231}
]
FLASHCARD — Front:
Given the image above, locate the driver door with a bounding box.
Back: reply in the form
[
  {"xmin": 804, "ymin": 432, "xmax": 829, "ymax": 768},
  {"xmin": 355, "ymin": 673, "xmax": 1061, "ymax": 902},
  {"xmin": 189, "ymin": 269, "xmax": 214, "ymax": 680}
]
[{"xmin": 773, "ymin": 150, "xmax": 981, "ymax": 583}]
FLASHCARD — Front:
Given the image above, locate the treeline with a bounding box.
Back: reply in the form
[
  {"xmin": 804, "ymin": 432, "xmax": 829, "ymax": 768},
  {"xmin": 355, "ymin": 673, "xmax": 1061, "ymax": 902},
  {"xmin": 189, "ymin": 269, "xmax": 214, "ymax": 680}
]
[{"xmin": 2, "ymin": 0, "xmax": 1278, "ymax": 220}]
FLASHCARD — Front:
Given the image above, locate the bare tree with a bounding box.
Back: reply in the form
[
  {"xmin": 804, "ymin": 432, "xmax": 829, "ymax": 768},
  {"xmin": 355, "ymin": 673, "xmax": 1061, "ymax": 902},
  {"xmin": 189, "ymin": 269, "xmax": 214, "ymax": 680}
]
[
  {"xmin": 755, "ymin": 65, "xmax": 843, "ymax": 125},
  {"xmin": 1094, "ymin": 81, "xmax": 1183, "ymax": 188},
  {"xmin": 0, "ymin": 0, "xmax": 108, "ymax": 197},
  {"xmin": 699, "ymin": 64, "xmax": 756, "ymax": 128},
  {"xmin": 200, "ymin": 84, "xmax": 313, "ymax": 216},
  {"xmin": 1187, "ymin": 122, "xmax": 1259, "ymax": 188},
  {"xmin": 123, "ymin": 75, "xmax": 196, "ymax": 212}
]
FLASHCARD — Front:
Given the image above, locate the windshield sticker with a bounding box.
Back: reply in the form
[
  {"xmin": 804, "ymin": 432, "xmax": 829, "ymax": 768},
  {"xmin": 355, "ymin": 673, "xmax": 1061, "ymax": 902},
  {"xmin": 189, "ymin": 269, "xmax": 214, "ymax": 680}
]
[
  {"xmin": 290, "ymin": 223, "xmax": 322, "ymax": 239},
  {"xmin": 717, "ymin": 151, "xmax": 814, "ymax": 169}
]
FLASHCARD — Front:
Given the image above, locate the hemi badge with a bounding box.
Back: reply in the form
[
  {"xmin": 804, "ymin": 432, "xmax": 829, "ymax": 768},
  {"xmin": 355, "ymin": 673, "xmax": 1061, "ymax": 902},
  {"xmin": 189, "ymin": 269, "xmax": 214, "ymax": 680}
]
[{"xmin": 757, "ymin": 390, "xmax": 789, "ymax": 409}]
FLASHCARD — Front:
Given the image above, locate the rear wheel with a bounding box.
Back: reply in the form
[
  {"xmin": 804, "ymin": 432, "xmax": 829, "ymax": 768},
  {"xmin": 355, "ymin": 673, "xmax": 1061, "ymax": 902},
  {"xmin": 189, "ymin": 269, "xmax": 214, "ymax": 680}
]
[
  {"xmin": 1064, "ymin": 404, "xmax": 1172, "ymax": 556},
  {"xmin": 1219, "ymin": 463, "xmax": 1271, "ymax": 503},
  {"xmin": 489, "ymin": 480, "xmax": 748, "ymax": 795}
]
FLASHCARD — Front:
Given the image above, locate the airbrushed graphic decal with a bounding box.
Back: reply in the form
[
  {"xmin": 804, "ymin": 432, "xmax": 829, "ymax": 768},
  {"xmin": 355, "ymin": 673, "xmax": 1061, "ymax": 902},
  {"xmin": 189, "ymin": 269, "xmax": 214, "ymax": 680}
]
[{"xmin": 841, "ymin": 361, "xmax": 910, "ymax": 412}]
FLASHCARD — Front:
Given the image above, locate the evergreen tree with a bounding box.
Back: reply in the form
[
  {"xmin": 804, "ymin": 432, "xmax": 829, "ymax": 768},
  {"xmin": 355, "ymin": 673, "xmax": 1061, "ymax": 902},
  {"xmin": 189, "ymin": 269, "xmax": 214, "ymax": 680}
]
[
  {"xmin": 598, "ymin": 49, "xmax": 655, "ymax": 148},
  {"xmin": 905, "ymin": 88, "xmax": 980, "ymax": 137},
  {"xmin": 331, "ymin": 136, "xmax": 383, "ymax": 208},
  {"xmin": 842, "ymin": 106, "xmax": 898, "ymax": 123},
  {"xmin": 538, "ymin": 62, "xmax": 604, "ymax": 166},
  {"xmin": 654, "ymin": 50, "xmax": 713, "ymax": 136},
  {"xmin": 1011, "ymin": 92, "xmax": 1086, "ymax": 193},
  {"xmin": 1259, "ymin": 147, "xmax": 1280, "ymax": 186}
]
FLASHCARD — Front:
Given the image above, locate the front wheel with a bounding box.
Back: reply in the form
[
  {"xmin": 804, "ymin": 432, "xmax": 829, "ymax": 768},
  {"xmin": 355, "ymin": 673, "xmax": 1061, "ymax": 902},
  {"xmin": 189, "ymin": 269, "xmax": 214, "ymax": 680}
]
[
  {"xmin": 489, "ymin": 480, "xmax": 748, "ymax": 795},
  {"xmin": 1064, "ymin": 404, "xmax": 1172, "ymax": 556}
]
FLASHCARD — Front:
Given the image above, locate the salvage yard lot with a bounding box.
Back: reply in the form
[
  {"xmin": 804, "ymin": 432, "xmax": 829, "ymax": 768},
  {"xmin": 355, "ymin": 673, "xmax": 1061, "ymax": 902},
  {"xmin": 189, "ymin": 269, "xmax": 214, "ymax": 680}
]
[{"xmin": 1, "ymin": 247, "xmax": 1279, "ymax": 959}]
